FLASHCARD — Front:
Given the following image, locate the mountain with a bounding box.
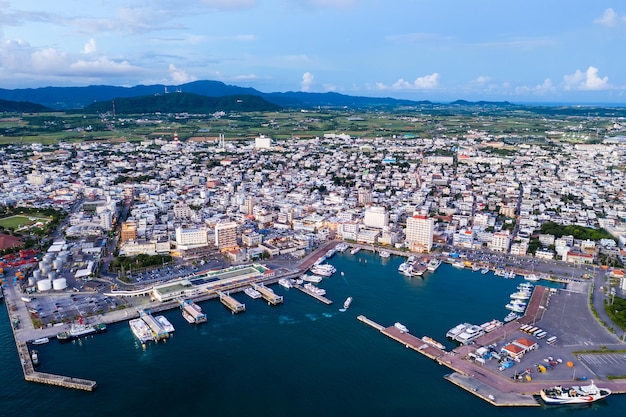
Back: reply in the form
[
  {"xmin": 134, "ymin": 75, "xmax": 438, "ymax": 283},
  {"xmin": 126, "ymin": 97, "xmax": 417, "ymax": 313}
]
[
  {"xmin": 82, "ymin": 92, "xmax": 280, "ymax": 114},
  {"xmin": 449, "ymin": 100, "xmax": 516, "ymax": 107},
  {"xmin": 0, "ymin": 98, "xmax": 51, "ymax": 113},
  {"xmin": 0, "ymin": 80, "xmax": 431, "ymax": 110}
]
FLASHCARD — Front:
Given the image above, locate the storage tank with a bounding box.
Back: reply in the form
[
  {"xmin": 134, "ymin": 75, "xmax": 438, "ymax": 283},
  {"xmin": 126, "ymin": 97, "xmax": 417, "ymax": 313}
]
[
  {"xmin": 44, "ymin": 253, "xmax": 55, "ymax": 262},
  {"xmin": 32, "ymin": 270, "xmax": 41, "ymax": 280},
  {"xmin": 52, "ymin": 277, "xmax": 68, "ymax": 290},
  {"xmin": 40, "ymin": 264, "xmax": 51, "ymax": 276},
  {"xmin": 52, "ymin": 259, "xmax": 63, "ymax": 271},
  {"xmin": 28, "ymin": 276, "xmax": 37, "ymax": 286},
  {"xmin": 47, "ymin": 271, "xmax": 56, "ymax": 281},
  {"xmin": 37, "ymin": 279, "xmax": 52, "ymax": 292}
]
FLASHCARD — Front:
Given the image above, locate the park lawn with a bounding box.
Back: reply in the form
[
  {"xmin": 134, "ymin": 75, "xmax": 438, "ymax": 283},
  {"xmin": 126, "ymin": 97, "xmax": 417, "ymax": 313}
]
[{"xmin": 0, "ymin": 214, "xmax": 51, "ymax": 230}]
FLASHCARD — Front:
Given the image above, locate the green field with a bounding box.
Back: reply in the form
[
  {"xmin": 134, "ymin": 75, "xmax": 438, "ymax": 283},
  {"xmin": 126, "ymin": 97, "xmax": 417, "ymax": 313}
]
[{"xmin": 0, "ymin": 214, "xmax": 50, "ymax": 230}]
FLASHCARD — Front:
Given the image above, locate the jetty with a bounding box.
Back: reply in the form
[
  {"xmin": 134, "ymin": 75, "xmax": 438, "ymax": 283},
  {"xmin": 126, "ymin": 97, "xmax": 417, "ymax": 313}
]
[
  {"xmin": 251, "ymin": 282, "xmax": 283, "ymax": 305},
  {"xmin": 294, "ymin": 284, "xmax": 332, "ymax": 305},
  {"xmin": 217, "ymin": 291, "xmax": 246, "ymax": 314},
  {"xmin": 17, "ymin": 340, "xmax": 96, "ymax": 391},
  {"xmin": 139, "ymin": 310, "xmax": 169, "ymax": 341},
  {"xmin": 180, "ymin": 299, "xmax": 207, "ymax": 324}
]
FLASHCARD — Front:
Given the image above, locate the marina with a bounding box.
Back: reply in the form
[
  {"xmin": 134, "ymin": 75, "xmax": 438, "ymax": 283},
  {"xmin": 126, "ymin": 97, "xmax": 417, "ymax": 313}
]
[{"xmin": 251, "ymin": 282, "xmax": 284, "ymax": 305}]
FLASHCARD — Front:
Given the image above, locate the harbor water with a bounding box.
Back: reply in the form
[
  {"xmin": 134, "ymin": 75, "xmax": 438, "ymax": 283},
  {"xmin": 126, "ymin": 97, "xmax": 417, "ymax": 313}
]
[{"xmin": 1, "ymin": 250, "xmax": 623, "ymax": 416}]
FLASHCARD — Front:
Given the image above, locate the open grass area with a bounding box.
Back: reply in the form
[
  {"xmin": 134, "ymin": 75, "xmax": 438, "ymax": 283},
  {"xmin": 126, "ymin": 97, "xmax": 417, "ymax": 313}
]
[{"xmin": 0, "ymin": 214, "xmax": 50, "ymax": 230}]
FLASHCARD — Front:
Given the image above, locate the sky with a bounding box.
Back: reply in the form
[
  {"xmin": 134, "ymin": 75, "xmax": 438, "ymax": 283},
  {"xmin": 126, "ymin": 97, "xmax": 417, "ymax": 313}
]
[{"xmin": 1, "ymin": 1, "xmax": 626, "ymax": 103}]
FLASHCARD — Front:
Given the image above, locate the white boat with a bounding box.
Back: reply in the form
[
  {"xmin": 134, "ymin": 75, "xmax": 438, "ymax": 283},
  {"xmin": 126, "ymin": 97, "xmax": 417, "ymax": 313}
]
[
  {"xmin": 510, "ymin": 290, "xmax": 531, "ymax": 300},
  {"xmin": 452, "ymin": 260, "xmax": 465, "ymax": 268},
  {"xmin": 379, "ymin": 250, "xmax": 390, "ymax": 258},
  {"xmin": 278, "ymin": 278, "xmax": 293, "ymax": 288},
  {"xmin": 394, "ymin": 322, "xmax": 409, "ymax": 333},
  {"xmin": 446, "ymin": 323, "xmax": 470, "ymax": 339},
  {"xmin": 505, "ymin": 301, "xmax": 526, "ymax": 313},
  {"xmin": 301, "ymin": 274, "xmax": 323, "ymax": 283},
  {"xmin": 156, "ymin": 315, "xmax": 175, "ymax": 333},
  {"xmin": 504, "ymin": 312, "xmax": 520, "ymax": 322},
  {"xmin": 518, "ymin": 282, "xmax": 534, "ymax": 291},
  {"xmin": 427, "ymin": 258, "xmax": 442, "ymax": 272},
  {"xmin": 31, "ymin": 337, "xmax": 50, "ymax": 345},
  {"xmin": 421, "ymin": 336, "xmax": 445, "ymax": 350},
  {"xmin": 303, "ymin": 282, "xmax": 326, "ymax": 296},
  {"xmin": 540, "ymin": 381, "xmax": 611, "ymax": 404},
  {"xmin": 336, "ymin": 243, "xmax": 349, "ymax": 253},
  {"xmin": 455, "ymin": 324, "xmax": 485, "ymax": 344},
  {"xmin": 343, "ymin": 296, "xmax": 353, "ymax": 310},
  {"xmin": 350, "ymin": 247, "xmax": 361, "ymax": 255},
  {"xmin": 310, "ymin": 264, "xmax": 336, "ymax": 277},
  {"xmin": 129, "ymin": 318, "xmax": 155, "ymax": 343},
  {"xmin": 480, "ymin": 268, "xmax": 489, "ymax": 275},
  {"xmin": 524, "ymin": 273, "xmax": 540, "ymax": 282},
  {"xmin": 244, "ymin": 287, "xmax": 262, "ymax": 299},
  {"xmin": 480, "ymin": 319, "xmax": 503, "ymax": 333},
  {"xmin": 31, "ymin": 350, "xmax": 39, "ymax": 366}
]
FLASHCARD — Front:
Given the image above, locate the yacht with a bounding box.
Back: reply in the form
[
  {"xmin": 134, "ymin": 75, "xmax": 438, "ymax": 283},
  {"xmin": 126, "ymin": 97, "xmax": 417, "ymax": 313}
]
[
  {"xmin": 278, "ymin": 278, "xmax": 293, "ymax": 288},
  {"xmin": 510, "ymin": 290, "xmax": 532, "ymax": 300},
  {"xmin": 301, "ymin": 274, "xmax": 323, "ymax": 283},
  {"xmin": 310, "ymin": 264, "xmax": 336, "ymax": 277},
  {"xmin": 505, "ymin": 301, "xmax": 526, "ymax": 313},
  {"xmin": 524, "ymin": 273, "xmax": 540, "ymax": 282},
  {"xmin": 350, "ymin": 247, "xmax": 361, "ymax": 255},
  {"xmin": 504, "ymin": 312, "xmax": 520, "ymax": 322},
  {"xmin": 336, "ymin": 242, "xmax": 349, "ymax": 253},
  {"xmin": 343, "ymin": 296, "xmax": 353, "ymax": 310},
  {"xmin": 480, "ymin": 267, "xmax": 490, "ymax": 275},
  {"xmin": 455, "ymin": 324, "xmax": 485, "ymax": 344},
  {"xmin": 446, "ymin": 323, "xmax": 470, "ymax": 339},
  {"xmin": 31, "ymin": 350, "xmax": 39, "ymax": 366}
]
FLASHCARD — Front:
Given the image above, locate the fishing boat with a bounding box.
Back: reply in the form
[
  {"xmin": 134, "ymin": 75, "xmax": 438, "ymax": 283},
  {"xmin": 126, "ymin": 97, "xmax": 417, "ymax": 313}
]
[{"xmin": 540, "ymin": 381, "xmax": 611, "ymax": 404}]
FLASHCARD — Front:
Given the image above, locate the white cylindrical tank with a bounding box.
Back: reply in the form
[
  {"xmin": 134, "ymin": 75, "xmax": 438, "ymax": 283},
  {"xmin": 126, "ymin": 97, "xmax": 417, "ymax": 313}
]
[
  {"xmin": 40, "ymin": 264, "xmax": 51, "ymax": 276},
  {"xmin": 28, "ymin": 276, "xmax": 36, "ymax": 286},
  {"xmin": 37, "ymin": 279, "xmax": 52, "ymax": 292},
  {"xmin": 44, "ymin": 253, "xmax": 55, "ymax": 262},
  {"xmin": 32, "ymin": 270, "xmax": 41, "ymax": 280},
  {"xmin": 52, "ymin": 278, "xmax": 68, "ymax": 290},
  {"xmin": 52, "ymin": 259, "xmax": 63, "ymax": 271},
  {"xmin": 47, "ymin": 271, "xmax": 56, "ymax": 281}
]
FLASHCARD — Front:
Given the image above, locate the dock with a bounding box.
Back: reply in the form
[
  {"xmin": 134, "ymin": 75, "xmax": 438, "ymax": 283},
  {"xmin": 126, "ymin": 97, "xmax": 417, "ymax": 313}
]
[
  {"xmin": 251, "ymin": 283, "xmax": 283, "ymax": 305},
  {"xmin": 293, "ymin": 284, "xmax": 332, "ymax": 305},
  {"xmin": 217, "ymin": 291, "xmax": 246, "ymax": 313},
  {"xmin": 180, "ymin": 299, "xmax": 207, "ymax": 324},
  {"xmin": 139, "ymin": 310, "xmax": 169, "ymax": 340},
  {"xmin": 357, "ymin": 315, "xmax": 384, "ymax": 331},
  {"xmin": 17, "ymin": 340, "xmax": 96, "ymax": 391}
]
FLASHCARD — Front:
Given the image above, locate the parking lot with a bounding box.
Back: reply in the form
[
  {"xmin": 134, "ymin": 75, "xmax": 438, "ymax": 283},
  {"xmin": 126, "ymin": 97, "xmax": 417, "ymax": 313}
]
[{"xmin": 25, "ymin": 292, "xmax": 128, "ymax": 327}]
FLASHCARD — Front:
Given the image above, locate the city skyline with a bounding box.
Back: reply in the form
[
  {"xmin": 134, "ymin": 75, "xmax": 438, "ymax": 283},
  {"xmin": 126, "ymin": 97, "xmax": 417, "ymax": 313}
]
[{"xmin": 1, "ymin": 1, "xmax": 626, "ymax": 103}]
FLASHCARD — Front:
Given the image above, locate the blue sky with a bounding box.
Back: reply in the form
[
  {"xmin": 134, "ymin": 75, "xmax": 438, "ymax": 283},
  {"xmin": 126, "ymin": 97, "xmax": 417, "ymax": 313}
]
[{"xmin": 1, "ymin": 1, "xmax": 625, "ymax": 103}]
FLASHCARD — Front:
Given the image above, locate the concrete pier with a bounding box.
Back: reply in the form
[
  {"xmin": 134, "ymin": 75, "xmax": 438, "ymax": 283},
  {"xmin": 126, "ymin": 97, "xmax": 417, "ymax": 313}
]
[
  {"xmin": 294, "ymin": 284, "xmax": 332, "ymax": 305},
  {"xmin": 251, "ymin": 283, "xmax": 283, "ymax": 305},
  {"xmin": 217, "ymin": 291, "xmax": 246, "ymax": 313}
]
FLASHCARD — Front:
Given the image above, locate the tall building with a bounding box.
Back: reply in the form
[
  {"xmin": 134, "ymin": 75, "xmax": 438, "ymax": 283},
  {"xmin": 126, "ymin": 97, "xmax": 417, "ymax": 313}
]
[
  {"xmin": 245, "ymin": 196, "xmax": 255, "ymax": 215},
  {"xmin": 405, "ymin": 214, "xmax": 434, "ymax": 253},
  {"xmin": 490, "ymin": 230, "xmax": 510, "ymax": 253},
  {"xmin": 175, "ymin": 226, "xmax": 209, "ymax": 249},
  {"xmin": 363, "ymin": 206, "xmax": 388, "ymax": 229},
  {"xmin": 358, "ymin": 188, "xmax": 372, "ymax": 206},
  {"xmin": 121, "ymin": 221, "xmax": 138, "ymax": 242},
  {"xmin": 215, "ymin": 221, "xmax": 238, "ymax": 250}
]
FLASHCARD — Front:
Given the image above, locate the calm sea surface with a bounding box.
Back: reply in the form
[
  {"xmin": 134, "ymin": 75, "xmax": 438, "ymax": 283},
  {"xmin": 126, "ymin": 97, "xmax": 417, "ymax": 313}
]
[{"xmin": 1, "ymin": 251, "xmax": 623, "ymax": 416}]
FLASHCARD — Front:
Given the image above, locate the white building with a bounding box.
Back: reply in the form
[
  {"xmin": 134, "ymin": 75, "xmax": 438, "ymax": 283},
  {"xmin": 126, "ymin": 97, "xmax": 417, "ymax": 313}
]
[
  {"xmin": 215, "ymin": 221, "xmax": 238, "ymax": 250},
  {"xmin": 255, "ymin": 135, "xmax": 272, "ymax": 149},
  {"xmin": 363, "ymin": 206, "xmax": 388, "ymax": 229},
  {"xmin": 175, "ymin": 226, "xmax": 209, "ymax": 249},
  {"xmin": 490, "ymin": 230, "xmax": 510, "ymax": 253},
  {"xmin": 405, "ymin": 214, "xmax": 434, "ymax": 253}
]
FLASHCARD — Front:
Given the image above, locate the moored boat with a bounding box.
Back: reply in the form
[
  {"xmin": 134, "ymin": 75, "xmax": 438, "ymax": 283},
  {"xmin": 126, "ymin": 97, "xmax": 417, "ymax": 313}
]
[
  {"xmin": 394, "ymin": 322, "xmax": 409, "ymax": 333},
  {"xmin": 156, "ymin": 315, "xmax": 175, "ymax": 333},
  {"xmin": 56, "ymin": 317, "xmax": 102, "ymax": 342},
  {"xmin": 421, "ymin": 336, "xmax": 445, "ymax": 350},
  {"xmin": 244, "ymin": 287, "xmax": 262, "ymax": 299},
  {"xmin": 540, "ymin": 381, "xmax": 611, "ymax": 404},
  {"xmin": 504, "ymin": 312, "xmax": 520, "ymax": 322},
  {"xmin": 31, "ymin": 350, "xmax": 39, "ymax": 366},
  {"xmin": 31, "ymin": 337, "xmax": 50, "ymax": 345},
  {"xmin": 278, "ymin": 278, "xmax": 293, "ymax": 288},
  {"xmin": 427, "ymin": 258, "xmax": 442, "ymax": 272}
]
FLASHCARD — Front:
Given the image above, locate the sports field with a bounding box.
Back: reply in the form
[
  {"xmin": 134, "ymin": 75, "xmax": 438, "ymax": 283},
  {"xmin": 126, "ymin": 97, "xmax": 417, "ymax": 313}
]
[{"xmin": 0, "ymin": 214, "xmax": 50, "ymax": 230}]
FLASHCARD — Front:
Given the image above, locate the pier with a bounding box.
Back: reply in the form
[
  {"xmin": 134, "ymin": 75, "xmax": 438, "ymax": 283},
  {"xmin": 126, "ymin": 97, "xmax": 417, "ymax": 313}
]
[
  {"xmin": 17, "ymin": 340, "xmax": 96, "ymax": 391},
  {"xmin": 293, "ymin": 284, "xmax": 332, "ymax": 305},
  {"xmin": 180, "ymin": 300, "xmax": 207, "ymax": 324},
  {"xmin": 139, "ymin": 310, "xmax": 169, "ymax": 341},
  {"xmin": 251, "ymin": 283, "xmax": 283, "ymax": 305},
  {"xmin": 217, "ymin": 291, "xmax": 246, "ymax": 313}
]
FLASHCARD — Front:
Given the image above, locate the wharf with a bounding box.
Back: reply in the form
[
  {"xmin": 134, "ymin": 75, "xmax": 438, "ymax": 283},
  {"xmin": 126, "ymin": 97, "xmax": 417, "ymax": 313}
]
[
  {"xmin": 444, "ymin": 373, "xmax": 539, "ymax": 407},
  {"xmin": 294, "ymin": 284, "xmax": 332, "ymax": 305},
  {"xmin": 217, "ymin": 291, "xmax": 246, "ymax": 314},
  {"xmin": 251, "ymin": 283, "xmax": 283, "ymax": 305},
  {"xmin": 139, "ymin": 310, "xmax": 169, "ymax": 340},
  {"xmin": 180, "ymin": 300, "xmax": 207, "ymax": 324},
  {"xmin": 17, "ymin": 340, "xmax": 96, "ymax": 391},
  {"xmin": 357, "ymin": 315, "xmax": 384, "ymax": 331}
]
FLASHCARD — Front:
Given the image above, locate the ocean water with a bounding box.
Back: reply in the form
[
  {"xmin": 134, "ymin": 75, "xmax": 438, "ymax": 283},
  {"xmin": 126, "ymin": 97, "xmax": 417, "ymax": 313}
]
[{"xmin": 1, "ymin": 251, "xmax": 623, "ymax": 417}]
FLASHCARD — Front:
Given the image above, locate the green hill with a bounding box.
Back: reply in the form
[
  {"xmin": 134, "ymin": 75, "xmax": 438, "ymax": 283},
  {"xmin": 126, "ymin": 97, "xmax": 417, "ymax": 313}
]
[
  {"xmin": 0, "ymin": 98, "xmax": 51, "ymax": 113},
  {"xmin": 82, "ymin": 92, "xmax": 280, "ymax": 114}
]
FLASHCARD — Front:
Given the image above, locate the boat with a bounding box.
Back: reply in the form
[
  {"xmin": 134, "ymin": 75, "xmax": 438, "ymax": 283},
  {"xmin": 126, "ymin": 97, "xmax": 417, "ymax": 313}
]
[
  {"xmin": 421, "ymin": 336, "xmax": 445, "ymax": 350},
  {"xmin": 480, "ymin": 268, "xmax": 489, "ymax": 275},
  {"xmin": 505, "ymin": 301, "xmax": 526, "ymax": 313},
  {"xmin": 303, "ymin": 282, "xmax": 326, "ymax": 296},
  {"xmin": 472, "ymin": 264, "xmax": 481, "ymax": 272},
  {"xmin": 518, "ymin": 282, "xmax": 534, "ymax": 291},
  {"xmin": 394, "ymin": 322, "xmax": 409, "ymax": 333},
  {"xmin": 379, "ymin": 250, "xmax": 390, "ymax": 258},
  {"xmin": 336, "ymin": 242, "xmax": 349, "ymax": 253},
  {"xmin": 540, "ymin": 381, "xmax": 611, "ymax": 404},
  {"xmin": 31, "ymin": 350, "xmax": 39, "ymax": 366},
  {"xmin": 301, "ymin": 274, "xmax": 323, "ymax": 283},
  {"xmin": 504, "ymin": 312, "xmax": 520, "ymax": 322},
  {"xmin": 343, "ymin": 296, "xmax": 353, "ymax": 310},
  {"xmin": 446, "ymin": 323, "xmax": 470, "ymax": 339},
  {"xmin": 452, "ymin": 260, "xmax": 465, "ymax": 269},
  {"xmin": 480, "ymin": 319, "xmax": 503, "ymax": 333},
  {"xmin": 325, "ymin": 248, "xmax": 336, "ymax": 258},
  {"xmin": 411, "ymin": 262, "xmax": 428, "ymax": 276},
  {"xmin": 510, "ymin": 290, "xmax": 532, "ymax": 300},
  {"xmin": 156, "ymin": 315, "xmax": 175, "ymax": 333},
  {"xmin": 244, "ymin": 287, "xmax": 262, "ymax": 299},
  {"xmin": 524, "ymin": 273, "xmax": 540, "ymax": 282},
  {"xmin": 310, "ymin": 264, "xmax": 336, "ymax": 277},
  {"xmin": 56, "ymin": 317, "xmax": 102, "ymax": 342},
  {"xmin": 350, "ymin": 247, "xmax": 361, "ymax": 255},
  {"xmin": 129, "ymin": 318, "xmax": 155, "ymax": 343},
  {"xmin": 454, "ymin": 324, "xmax": 485, "ymax": 344},
  {"xmin": 278, "ymin": 278, "xmax": 293, "ymax": 289},
  {"xmin": 31, "ymin": 337, "xmax": 50, "ymax": 345},
  {"xmin": 426, "ymin": 258, "xmax": 442, "ymax": 272}
]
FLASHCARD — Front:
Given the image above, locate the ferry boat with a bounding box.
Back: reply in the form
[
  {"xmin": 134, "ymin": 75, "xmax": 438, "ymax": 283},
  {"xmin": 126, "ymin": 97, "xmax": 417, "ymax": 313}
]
[
  {"xmin": 57, "ymin": 317, "xmax": 105, "ymax": 342},
  {"xmin": 301, "ymin": 274, "xmax": 323, "ymax": 283},
  {"xmin": 31, "ymin": 337, "xmax": 50, "ymax": 345},
  {"xmin": 427, "ymin": 258, "xmax": 442, "ymax": 272},
  {"xmin": 455, "ymin": 324, "xmax": 485, "ymax": 344},
  {"xmin": 278, "ymin": 278, "xmax": 293, "ymax": 289},
  {"xmin": 540, "ymin": 381, "xmax": 611, "ymax": 404},
  {"xmin": 394, "ymin": 322, "xmax": 409, "ymax": 333},
  {"xmin": 129, "ymin": 318, "xmax": 155, "ymax": 343},
  {"xmin": 303, "ymin": 282, "xmax": 326, "ymax": 296},
  {"xmin": 350, "ymin": 247, "xmax": 361, "ymax": 255},
  {"xmin": 31, "ymin": 350, "xmax": 39, "ymax": 366},
  {"xmin": 156, "ymin": 315, "xmax": 175, "ymax": 333},
  {"xmin": 244, "ymin": 287, "xmax": 262, "ymax": 299},
  {"xmin": 446, "ymin": 323, "xmax": 470, "ymax": 339},
  {"xmin": 421, "ymin": 336, "xmax": 445, "ymax": 350},
  {"xmin": 310, "ymin": 264, "xmax": 336, "ymax": 277},
  {"xmin": 343, "ymin": 296, "xmax": 353, "ymax": 310}
]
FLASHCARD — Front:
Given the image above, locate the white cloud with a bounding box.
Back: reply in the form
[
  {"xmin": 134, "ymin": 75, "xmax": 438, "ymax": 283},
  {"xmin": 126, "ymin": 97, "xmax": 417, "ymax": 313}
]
[
  {"xmin": 301, "ymin": 72, "xmax": 314, "ymax": 92},
  {"xmin": 82, "ymin": 38, "xmax": 97, "ymax": 54},
  {"xmin": 70, "ymin": 57, "xmax": 140, "ymax": 76},
  {"xmin": 534, "ymin": 78, "xmax": 555, "ymax": 94},
  {"xmin": 471, "ymin": 76, "xmax": 491, "ymax": 84},
  {"xmin": 378, "ymin": 73, "xmax": 440, "ymax": 91},
  {"xmin": 563, "ymin": 66, "xmax": 610, "ymax": 91},
  {"xmin": 594, "ymin": 8, "xmax": 619, "ymax": 27},
  {"xmin": 168, "ymin": 64, "xmax": 196, "ymax": 84},
  {"xmin": 322, "ymin": 83, "xmax": 338, "ymax": 92}
]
